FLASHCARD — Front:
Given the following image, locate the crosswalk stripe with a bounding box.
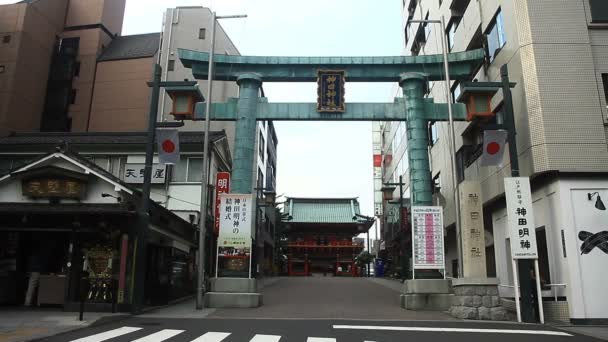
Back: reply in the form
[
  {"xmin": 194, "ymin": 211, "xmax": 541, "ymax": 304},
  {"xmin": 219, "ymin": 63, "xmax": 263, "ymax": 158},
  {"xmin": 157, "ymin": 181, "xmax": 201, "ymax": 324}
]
[
  {"xmin": 190, "ymin": 332, "xmax": 231, "ymax": 342},
  {"xmin": 131, "ymin": 329, "xmax": 185, "ymax": 341},
  {"xmin": 332, "ymin": 325, "xmax": 573, "ymax": 336},
  {"xmin": 249, "ymin": 334, "xmax": 281, "ymax": 342},
  {"xmin": 307, "ymin": 338, "xmax": 336, "ymax": 342},
  {"xmin": 70, "ymin": 326, "xmax": 143, "ymax": 342}
]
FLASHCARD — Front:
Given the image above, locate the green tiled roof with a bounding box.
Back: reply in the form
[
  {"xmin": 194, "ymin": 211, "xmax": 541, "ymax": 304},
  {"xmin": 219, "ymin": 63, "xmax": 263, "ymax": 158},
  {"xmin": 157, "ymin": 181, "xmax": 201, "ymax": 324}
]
[{"xmin": 284, "ymin": 197, "xmax": 366, "ymax": 224}]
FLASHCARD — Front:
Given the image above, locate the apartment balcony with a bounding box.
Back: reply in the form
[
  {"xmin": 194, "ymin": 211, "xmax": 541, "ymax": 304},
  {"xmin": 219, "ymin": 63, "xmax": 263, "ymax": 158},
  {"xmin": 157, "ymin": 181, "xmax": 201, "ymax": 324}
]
[{"xmin": 450, "ymin": 0, "xmax": 481, "ymax": 53}]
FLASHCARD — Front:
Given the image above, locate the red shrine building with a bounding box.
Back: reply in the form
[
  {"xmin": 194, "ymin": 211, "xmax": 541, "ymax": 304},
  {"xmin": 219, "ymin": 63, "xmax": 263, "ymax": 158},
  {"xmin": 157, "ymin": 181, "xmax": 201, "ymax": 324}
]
[{"xmin": 282, "ymin": 198, "xmax": 374, "ymax": 276}]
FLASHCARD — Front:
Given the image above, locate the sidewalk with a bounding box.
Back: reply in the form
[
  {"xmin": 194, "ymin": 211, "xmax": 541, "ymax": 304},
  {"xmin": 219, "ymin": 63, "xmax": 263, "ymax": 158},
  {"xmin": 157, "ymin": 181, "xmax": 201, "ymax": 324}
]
[
  {"xmin": 551, "ymin": 324, "xmax": 608, "ymax": 341},
  {"xmin": 139, "ymin": 298, "xmax": 216, "ymax": 319},
  {"xmin": 0, "ymin": 307, "xmax": 127, "ymax": 342},
  {"xmin": 365, "ymin": 276, "xmax": 404, "ymax": 293}
]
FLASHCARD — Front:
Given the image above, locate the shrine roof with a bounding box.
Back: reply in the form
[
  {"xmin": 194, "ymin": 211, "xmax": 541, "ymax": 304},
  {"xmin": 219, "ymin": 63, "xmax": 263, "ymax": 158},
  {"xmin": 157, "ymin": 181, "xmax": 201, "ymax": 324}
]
[{"xmin": 283, "ymin": 197, "xmax": 373, "ymax": 225}]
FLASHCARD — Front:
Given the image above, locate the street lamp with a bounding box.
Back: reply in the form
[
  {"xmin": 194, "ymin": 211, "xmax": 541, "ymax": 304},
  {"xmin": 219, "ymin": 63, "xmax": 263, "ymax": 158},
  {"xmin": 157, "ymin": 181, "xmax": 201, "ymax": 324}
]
[
  {"xmin": 383, "ymin": 175, "xmax": 407, "ymax": 281},
  {"xmin": 196, "ymin": 11, "xmax": 247, "ymax": 311},
  {"xmin": 454, "ymin": 65, "xmax": 539, "ymax": 322},
  {"xmin": 410, "ymin": 16, "xmax": 463, "ymax": 279},
  {"xmin": 131, "ymin": 65, "xmax": 199, "ymax": 314}
]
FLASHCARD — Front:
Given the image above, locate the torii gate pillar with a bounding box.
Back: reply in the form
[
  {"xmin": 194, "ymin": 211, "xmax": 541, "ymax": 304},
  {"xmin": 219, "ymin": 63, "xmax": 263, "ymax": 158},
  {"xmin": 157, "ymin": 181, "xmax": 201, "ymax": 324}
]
[{"xmin": 400, "ymin": 73, "xmax": 432, "ymax": 207}]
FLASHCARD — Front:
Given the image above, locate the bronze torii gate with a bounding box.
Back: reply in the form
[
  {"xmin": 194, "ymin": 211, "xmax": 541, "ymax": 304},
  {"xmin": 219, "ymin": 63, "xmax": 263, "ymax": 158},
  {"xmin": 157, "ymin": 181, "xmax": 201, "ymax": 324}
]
[
  {"xmin": 179, "ymin": 49, "xmax": 484, "ymax": 205},
  {"xmin": 178, "ymin": 48, "xmax": 485, "ymax": 309}
]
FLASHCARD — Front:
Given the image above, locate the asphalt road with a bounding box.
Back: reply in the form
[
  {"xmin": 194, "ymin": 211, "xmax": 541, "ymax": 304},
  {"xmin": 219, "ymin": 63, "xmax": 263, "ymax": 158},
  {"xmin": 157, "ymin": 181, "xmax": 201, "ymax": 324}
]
[
  {"xmin": 39, "ymin": 317, "xmax": 601, "ymax": 342},
  {"xmin": 210, "ymin": 277, "xmax": 453, "ymax": 320}
]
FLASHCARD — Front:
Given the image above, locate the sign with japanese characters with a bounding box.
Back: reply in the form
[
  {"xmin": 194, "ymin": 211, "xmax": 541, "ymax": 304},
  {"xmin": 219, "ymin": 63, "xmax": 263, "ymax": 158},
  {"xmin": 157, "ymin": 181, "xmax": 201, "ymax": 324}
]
[
  {"xmin": 214, "ymin": 172, "xmax": 231, "ymax": 235},
  {"xmin": 316, "ymin": 70, "xmax": 345, "ymax": 113},
  {"xmin": 505, "ymin": 177, "xmax": 538, "ymax": 259},
  {"xmin": 412, "ymin": 206, "xmax": 445, "ymax": 269},
  {"xmin": 459, "ymin": 181, "xmax": 487, "ymax": 278},
  {"xmin": 22, "ymin": 178, "xmax": 86, "ymax": 198},
  {"xmin": 123, "ymin": 164, "xmax": 166, "ymax": 184},
  {"xmin": 218, "ymin": 193, "xmax": 253, "ymax": 255}
]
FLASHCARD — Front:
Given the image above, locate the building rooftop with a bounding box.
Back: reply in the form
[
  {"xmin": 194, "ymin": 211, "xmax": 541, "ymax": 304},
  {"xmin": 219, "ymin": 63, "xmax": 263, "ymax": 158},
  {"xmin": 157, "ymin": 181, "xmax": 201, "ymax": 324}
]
[
  {"xmin": 284, "ymin": 197, "xmax": 372, "ymax": 224},
  {"xmin": 98, "ymin": 33, "xmax": 160, "ymax": 62},
  {"xmin": 0, "ymin": 131, "xmax": 225, "ymax": 146}
]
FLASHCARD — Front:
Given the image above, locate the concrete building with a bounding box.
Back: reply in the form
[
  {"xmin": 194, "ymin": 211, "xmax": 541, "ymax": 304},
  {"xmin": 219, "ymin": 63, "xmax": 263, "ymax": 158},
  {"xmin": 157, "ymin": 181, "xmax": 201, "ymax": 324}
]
[
  {"xmin": 376, "ymin": 0, "xmax": 608, "ymax": 322},
  {"xmin": 0, "ymin": 0, "xmax": 125, "ymax": 134},
  {"xmin": 0, "ymin": 131, "xmax": 232, "ymax": 309},
  {"xmin": 0, "ymin": 0, "xmax": 280, "ymax": 307}
]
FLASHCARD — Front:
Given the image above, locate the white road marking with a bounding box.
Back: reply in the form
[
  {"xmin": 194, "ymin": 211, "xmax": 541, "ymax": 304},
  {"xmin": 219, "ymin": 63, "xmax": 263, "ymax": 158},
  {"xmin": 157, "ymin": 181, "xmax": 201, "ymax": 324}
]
[
  {"xmin": 70, "ymin": 326, "xmax": 143, "ymax": 342},
  {"xmin": 190, "ymin": 332, "xmax": 232, "ymax": 342},
  {"xmin": 249, "ymin": 334, "xmax": 282, "ymax": 341},
  {"xmin": 131, "ymin": 329, "xmax": 184, "ymax": 341},
  {"xmin": 307, "ymin": 338, "xmax": 336, "ymax": 342},
  {"xmin": 332, "ymin": 325, "xmax": 572, "ymax": 336}
]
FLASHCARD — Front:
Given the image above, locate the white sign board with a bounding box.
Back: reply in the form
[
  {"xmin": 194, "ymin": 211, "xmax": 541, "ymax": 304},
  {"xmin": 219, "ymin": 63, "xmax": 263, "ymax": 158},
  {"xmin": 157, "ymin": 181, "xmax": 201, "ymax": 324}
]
[
  {"xmin": 412, "ymin": 206, "xmax": 445, "ymax": 269},
  {"xmin": 218, "ymin": 193, "xmax": 253, "ymax": 256},
  {"xmin": 505, "ymin": 177, "xmax": 538, "ymax": 259},
  {"xmin": 123, "ymin": 164, "xmax": 166, "ymax": 184}
]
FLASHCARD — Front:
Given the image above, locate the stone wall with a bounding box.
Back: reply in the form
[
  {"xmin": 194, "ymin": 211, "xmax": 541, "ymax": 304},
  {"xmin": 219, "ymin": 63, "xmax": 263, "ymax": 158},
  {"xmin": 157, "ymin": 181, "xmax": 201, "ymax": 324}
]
[{"xmin": 449, "ymin": 284, "xmax": 508, "ymax": 321}]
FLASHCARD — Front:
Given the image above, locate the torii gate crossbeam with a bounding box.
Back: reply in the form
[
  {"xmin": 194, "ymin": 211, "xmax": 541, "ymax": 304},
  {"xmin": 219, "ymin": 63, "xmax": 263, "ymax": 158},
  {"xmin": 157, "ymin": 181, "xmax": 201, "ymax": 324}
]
[{"xmin": 179, "ymin": 49, "xmax": 485, "ymax": 206}]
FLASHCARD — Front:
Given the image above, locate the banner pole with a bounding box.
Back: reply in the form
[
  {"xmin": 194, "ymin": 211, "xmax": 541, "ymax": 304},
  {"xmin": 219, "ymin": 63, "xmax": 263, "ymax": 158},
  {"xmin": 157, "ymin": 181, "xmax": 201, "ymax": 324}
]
[
  {"xmin": 534, "ymin": 259, "xmax": 545, "ymax": 324},
  {"xmin": 512, "ymin": 258, "xmax": 522, "ymax": 322}
]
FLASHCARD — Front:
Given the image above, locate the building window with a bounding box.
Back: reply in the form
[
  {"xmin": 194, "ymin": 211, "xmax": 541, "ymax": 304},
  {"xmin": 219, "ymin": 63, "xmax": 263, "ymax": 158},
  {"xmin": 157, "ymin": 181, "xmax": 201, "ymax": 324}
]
[
  {"xmin": 446, "ymin": 17, "xmax": 460, "ymax": 52},
  {"xmin": 589, "ymin": 0, "xmax": 608, "ymax": 23},
  {"xmin": 602, "ymin": 74, "xmax": 608, "ymax": 105},
  {"xmin": 171, "ymin": 156, "xmax": 204, "ymax": 182},
  {"xmin": 2, "ymin": 35, "xmax": 10, "ymax": 44},
  {"xmin": 451, "ymin": 81, "xmax": 461, "ymax": 103},
  {"xmin": 258, "ymin": 131, "xmax": 265, "ymax": 163},
  {"xmin": 486, "ymin": 9, "xmax": 506, "ymax": 62},
  {"xmin": 428, "ymin": 121, "xmax": 439, "ymax": 146},
  {"xmin": 424, "ymin": 12, "xmax": 432, "ymax": 40},
  {"xmin": 432, "ymin": 173, "xmax": 441, "ymax": 194},
  {"xmin": 257, "ymin": 167, "xmax": 264, "ymax": 189},
  {"xmin": 199, "ymin": 28, "xmax": 206, "ymax": 39},
  {"xmin": 168, "ymin": 59, "xmax": 175, "ymax": 71},
  {"xmin": 70, "ymin": 89, "xmax": 77, "ymax": 104}
]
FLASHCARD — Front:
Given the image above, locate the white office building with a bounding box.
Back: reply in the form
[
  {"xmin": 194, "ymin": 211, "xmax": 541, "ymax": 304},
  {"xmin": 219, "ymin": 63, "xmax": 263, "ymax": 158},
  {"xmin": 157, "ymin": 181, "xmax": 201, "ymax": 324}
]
[{"xmin": 376, "ymin": 0, "xmax": 608, "ymax": 322}]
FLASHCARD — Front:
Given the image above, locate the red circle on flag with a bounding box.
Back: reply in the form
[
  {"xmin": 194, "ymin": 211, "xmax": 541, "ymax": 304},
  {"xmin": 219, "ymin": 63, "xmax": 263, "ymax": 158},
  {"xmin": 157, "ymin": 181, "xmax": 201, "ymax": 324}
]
[
  {"xmin": 487, "ymin": 142, "xmax": 501, "ymax": 155},
  {"xmin": 162, "ymin": 139, "xmax": 176, "ymax": 153}
]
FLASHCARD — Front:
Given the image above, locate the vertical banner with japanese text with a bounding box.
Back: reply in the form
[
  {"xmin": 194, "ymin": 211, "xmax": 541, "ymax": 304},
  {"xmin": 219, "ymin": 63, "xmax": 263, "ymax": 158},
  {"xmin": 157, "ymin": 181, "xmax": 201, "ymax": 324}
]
[
  {"xmin": 214, "ymin": 172, "xmax": 230, "ymax": 235},
  {"xmin": 412, "ymin": 206, "xmax": 445, "ymax": 269},
  {"xmin": 505, "ymin": 177, "xmax": 538, "ymax": 259},
  {"xmin": 218, "ymin": 193, "xmax": 253, "ymax": 257}
]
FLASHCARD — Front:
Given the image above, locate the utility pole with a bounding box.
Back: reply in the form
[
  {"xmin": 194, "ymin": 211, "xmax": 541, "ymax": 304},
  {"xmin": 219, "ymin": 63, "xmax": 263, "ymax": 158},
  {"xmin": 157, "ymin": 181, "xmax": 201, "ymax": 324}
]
[
  {"xmin": 197, "ymin": 12, "xmax": 247, "ymax": 310},
  {"xmin": 501, "ymin": 64, "xmax": 534, "ymax": 323},
  {"xmin": 131, "ymin": 64, "xmax": 161, "ymax": 314}
]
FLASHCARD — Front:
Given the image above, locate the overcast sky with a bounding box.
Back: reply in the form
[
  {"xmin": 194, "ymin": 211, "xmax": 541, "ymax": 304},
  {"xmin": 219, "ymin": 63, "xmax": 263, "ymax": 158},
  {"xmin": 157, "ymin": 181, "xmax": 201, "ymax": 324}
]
[{"xmin": 1, "ymin": 0, "xmax": 404, "ymax": 241}]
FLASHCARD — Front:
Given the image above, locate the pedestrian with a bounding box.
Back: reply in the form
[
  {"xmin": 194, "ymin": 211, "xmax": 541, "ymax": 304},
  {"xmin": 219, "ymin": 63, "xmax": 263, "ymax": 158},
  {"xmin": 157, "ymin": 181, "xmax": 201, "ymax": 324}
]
[
  {"xmin": 24, "ymin": 249, "xmax": 43, "ymax": 306},
  {"xmin": 529, "ymin": 269, "xmax": 546, "ymax": 323}
]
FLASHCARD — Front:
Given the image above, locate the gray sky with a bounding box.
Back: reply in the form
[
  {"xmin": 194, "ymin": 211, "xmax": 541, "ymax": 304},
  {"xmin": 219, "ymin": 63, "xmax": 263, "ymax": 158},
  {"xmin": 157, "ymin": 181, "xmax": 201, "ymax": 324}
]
[{"xmin": 2, "ymin": 0, "xmax": 404, "ymax": 241}]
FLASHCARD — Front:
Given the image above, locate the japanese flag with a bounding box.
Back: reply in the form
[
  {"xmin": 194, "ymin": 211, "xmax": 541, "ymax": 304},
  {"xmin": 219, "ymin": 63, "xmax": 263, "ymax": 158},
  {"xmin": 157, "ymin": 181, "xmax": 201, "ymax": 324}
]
[
  {"xmin": 480, "ymin": 130, "xmax": 507, "ymax": 167},
  {"xmin": 156, "ymin": 129, "xmax": 180, "ymax": 165}
]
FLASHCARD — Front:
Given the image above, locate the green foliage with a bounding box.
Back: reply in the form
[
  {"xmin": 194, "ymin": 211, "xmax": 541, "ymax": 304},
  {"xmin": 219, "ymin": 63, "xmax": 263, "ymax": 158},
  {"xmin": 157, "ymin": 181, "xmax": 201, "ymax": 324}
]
[{"xmin": 355, "ymin": 250, "xmax": 373, "ymax": 266}]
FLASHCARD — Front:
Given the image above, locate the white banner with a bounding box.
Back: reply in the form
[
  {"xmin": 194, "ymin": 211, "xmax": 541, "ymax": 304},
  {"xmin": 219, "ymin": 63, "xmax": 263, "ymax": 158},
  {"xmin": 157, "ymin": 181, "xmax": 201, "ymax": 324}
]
[
  {"xmin": 218, "ymin": 193, "xmax": 253, "ymax": 257},
  {"xmin": 505, "ymin": 177, "xmax": 538, "ymax": 259},
  {"xmin": 412, "ymin": 206, "xmax": 445, "ymax": 269},
  {"xmin": 480, "ymin": 129, "xmax": 508, "ymax": 166},
  {"xmin": 156, "ymin": 129, "xmax": 180, "ymax": 165},
  {"xmin": 123, "ymin": 164, "xmax": 166, "ymax": 184}
]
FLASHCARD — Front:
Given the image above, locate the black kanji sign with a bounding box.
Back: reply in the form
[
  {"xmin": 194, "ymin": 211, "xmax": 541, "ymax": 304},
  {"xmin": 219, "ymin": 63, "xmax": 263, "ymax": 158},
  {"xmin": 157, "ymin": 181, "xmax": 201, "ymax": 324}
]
[{"xmin": 317, "ymin": 70, "xmax": 345, "ymax": 113}]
